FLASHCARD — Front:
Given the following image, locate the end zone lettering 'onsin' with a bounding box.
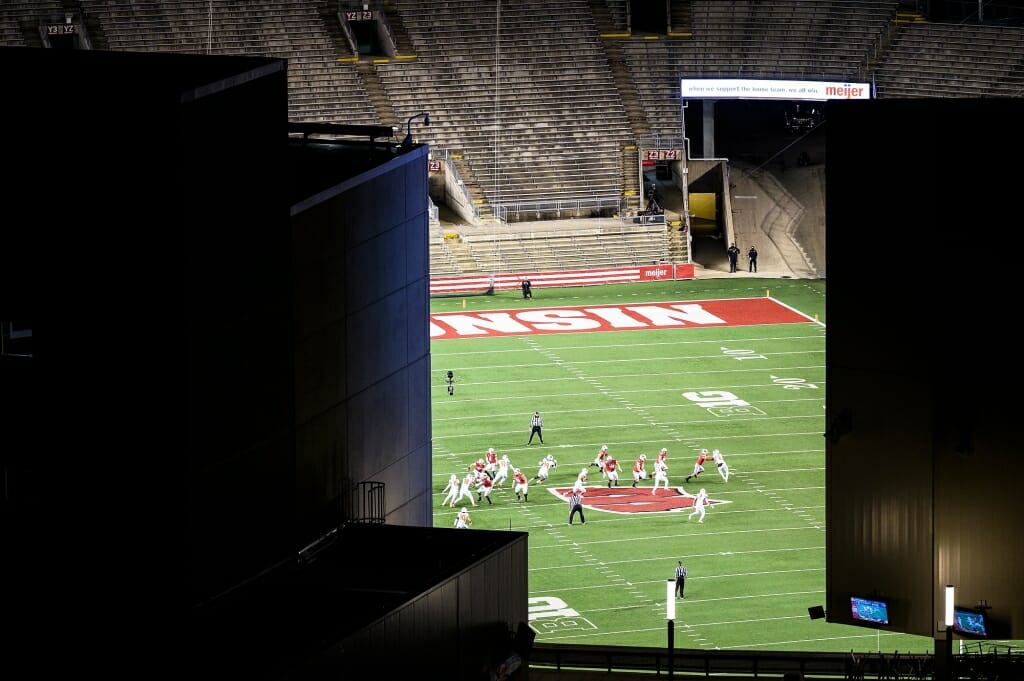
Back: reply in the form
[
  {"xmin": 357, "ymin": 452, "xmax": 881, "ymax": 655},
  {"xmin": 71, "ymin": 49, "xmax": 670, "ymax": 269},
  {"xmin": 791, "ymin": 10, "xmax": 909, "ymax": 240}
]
[{"xmin": 430, "ymin": 298, "xmax": 812, "ymax": 340}]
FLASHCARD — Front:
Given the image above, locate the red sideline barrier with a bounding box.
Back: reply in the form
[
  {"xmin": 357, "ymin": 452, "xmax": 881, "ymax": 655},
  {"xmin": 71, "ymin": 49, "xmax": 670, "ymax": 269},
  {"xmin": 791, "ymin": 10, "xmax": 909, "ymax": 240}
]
[{"xmin": 430, "ymin": 263, "xmax": 695, "ymax": 295}]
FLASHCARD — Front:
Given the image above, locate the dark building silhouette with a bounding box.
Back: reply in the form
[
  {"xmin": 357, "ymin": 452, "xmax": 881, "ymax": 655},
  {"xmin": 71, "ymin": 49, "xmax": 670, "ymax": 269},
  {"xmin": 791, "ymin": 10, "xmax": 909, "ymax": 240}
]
[{"xmin": 1, "ymin": 46, "xmax": 527, "ymax": 680}]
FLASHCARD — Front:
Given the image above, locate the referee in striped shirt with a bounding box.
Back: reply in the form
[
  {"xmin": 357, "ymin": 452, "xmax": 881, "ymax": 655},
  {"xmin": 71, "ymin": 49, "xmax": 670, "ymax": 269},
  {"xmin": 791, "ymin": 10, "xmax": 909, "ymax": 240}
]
[
  {"xmin": 567, "ymin": 489, "xmax": 585, "ymax": 525},
  {"xmin": 527, "ymin": 411, "xmax": 544, "ymax": 445}
]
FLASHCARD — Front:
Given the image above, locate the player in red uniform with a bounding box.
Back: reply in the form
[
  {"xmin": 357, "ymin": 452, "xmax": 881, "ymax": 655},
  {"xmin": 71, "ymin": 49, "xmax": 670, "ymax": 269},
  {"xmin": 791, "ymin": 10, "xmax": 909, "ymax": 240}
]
[
  {"xmin": 631, "ymin": 454, "xmax": 647, "ymax": 488},
  {"xmin": 685, "ymin": 449, "xmax": 711, "ymax": 483}
]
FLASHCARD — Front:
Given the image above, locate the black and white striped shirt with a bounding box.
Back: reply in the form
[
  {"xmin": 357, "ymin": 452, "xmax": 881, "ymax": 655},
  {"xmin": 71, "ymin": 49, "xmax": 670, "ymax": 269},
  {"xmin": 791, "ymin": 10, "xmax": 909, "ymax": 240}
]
[
  {"xmin": 531, "ymin": 414, "xmax": 543, "ymax": 428},
  {"xmin": 568, "ymin": 491, "xmax": 583, "ymax": 507}
]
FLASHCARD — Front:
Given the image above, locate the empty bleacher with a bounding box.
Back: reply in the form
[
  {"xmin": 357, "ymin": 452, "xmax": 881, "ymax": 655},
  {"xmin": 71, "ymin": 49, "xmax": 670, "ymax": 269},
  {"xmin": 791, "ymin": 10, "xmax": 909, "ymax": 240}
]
[
  {"xmin": 377, "ymin": 0, "xmax": 631, "ymax": 215},
  {"xmin": 457, "ymin": 220, "xmax": 668, "ymax": 273},
  {"xmin": 873, "ymin": 21, "xmax": 1024, "ymax": 97},
  {"xmin": 81, "ymin": 0, "xmax": 378, "ymax": 126}
]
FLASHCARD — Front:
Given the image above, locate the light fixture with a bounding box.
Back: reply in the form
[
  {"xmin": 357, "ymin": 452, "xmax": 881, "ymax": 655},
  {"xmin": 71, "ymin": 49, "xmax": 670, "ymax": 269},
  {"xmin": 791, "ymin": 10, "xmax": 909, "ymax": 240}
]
[
  {"xmin": 945, "ymin": 584, "xmax": 955, "ymax": 627},
  {"xmin": 402, "ymin": 112, "xmax": 430, "ymax": 146}
]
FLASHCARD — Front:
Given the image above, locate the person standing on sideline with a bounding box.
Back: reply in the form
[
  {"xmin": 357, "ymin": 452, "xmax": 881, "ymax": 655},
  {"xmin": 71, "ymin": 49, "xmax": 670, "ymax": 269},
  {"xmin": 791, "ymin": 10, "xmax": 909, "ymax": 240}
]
[
  {"xmin": 674, "ymin": 561, "xmax": 688, "ymax": 598},
  {"xmin": 567, "ymin": 488, "xmax": 586, "ymax": 525},
  {"xmin": 454, "ymin": 506, "xmax": 473, "ymax": 529},
  {"xmin": 685, "ymin": 449, "xmax": 711, "ymax": 483},
  {"xmin": 604, "ymin": 456, "xmax": 621, "ymax": 487},
  {"xmin": 712, "ymin": 448, "xmax": 730, "ymax": 482},
  {"xmin": 748, "ymin": 245, "xmax": 758, "ymax": 273},
  {"xmin": 512, "ymin": 467, "xmax": 529, "ymax": 502},
  {"xmin": 527, "ymin": 411, "xmax": 544, "ymax": 445},
  {"xmin": 651, "ymin": 456, "xmax": 670, "ymax": 495},
  {"xmin": 727, "ymin": 243, "xmax": 741, "ymax": 273},
  {"xmin": 688, "ymin": 488, "xmax": 709, "ymax": 523}
]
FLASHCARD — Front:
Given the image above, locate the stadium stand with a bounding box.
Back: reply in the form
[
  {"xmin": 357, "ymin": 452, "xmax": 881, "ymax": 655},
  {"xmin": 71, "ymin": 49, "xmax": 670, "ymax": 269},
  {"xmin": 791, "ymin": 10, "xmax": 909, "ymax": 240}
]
[
  {"xmin": 3, "ymin": 0, "xmax": 1023, "ymax": 279},
  {"xmin": 873, "ymin": 21, "xmax": 1024, "ymax": 97}
]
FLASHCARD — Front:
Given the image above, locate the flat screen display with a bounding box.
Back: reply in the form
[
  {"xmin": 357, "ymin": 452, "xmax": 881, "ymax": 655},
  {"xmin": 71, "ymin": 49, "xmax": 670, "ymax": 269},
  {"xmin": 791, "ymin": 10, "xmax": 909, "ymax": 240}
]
[
  {"xmin": 850, "ymin": 596, "xmax": 889, "ymax": 626},
  {"xmin": 953, "ymin": 608, "xmax": 987, "ymax": 638}
]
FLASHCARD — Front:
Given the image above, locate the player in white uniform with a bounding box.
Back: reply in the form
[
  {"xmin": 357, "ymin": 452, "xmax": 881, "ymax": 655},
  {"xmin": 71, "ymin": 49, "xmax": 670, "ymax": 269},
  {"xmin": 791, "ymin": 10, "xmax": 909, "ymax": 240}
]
[
  {"xmin": 531, "ymin": 454, "xmax": 557, "ymax": 483},
  {"xmin": 573, "ymin": 468, "xmax": 588, "ymax": 494},
  {"xmin": 441, "ymin": 472, "xmax": 460, "ymax": 507},
  {"xmin": 454, "ymin": 507, "xmax": 473, "ymax": 529},
  {"xmin": 492, "ymin": 454, "xmax": 511, "ymax": 487},
  {"xmin": 454, "ymin": 472, "xmax": 478, "ymax": 507},
  {"xmin": 712, "ymin": 448, "xmax": 730, "ymax": 481},
  {"xmin": 688, "ymin": 488, "xmax": 709, "ymax": 523},
  {"xmin": 651, "ymin": 457, "xmax": 670, "ymax": 494}
]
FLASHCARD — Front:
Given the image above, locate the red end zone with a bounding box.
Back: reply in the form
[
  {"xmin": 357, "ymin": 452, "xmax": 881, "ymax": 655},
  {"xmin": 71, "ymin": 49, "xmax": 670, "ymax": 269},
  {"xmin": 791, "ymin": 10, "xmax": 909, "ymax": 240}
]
[{"xmin": 431, "ymin": 297, "xmax": 814, "ymax": 340}]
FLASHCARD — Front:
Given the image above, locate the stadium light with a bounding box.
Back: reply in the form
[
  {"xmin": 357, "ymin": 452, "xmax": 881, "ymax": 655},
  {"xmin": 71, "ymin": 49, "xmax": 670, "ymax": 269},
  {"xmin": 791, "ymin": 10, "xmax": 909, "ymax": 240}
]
[
  {"xmin": 945, "ymin": 585, "xmax": 955, "ymax": 627},
  {"xmin": 403, "ymin": 112, "xmax": 430, "ymax": 146}
]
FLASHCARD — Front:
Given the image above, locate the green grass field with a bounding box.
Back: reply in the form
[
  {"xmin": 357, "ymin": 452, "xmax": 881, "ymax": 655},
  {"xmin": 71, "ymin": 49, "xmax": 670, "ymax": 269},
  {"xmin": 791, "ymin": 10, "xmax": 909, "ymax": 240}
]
[{"xmin": 429, "ymin": 278, "xmax": 943, "ymax": 655}]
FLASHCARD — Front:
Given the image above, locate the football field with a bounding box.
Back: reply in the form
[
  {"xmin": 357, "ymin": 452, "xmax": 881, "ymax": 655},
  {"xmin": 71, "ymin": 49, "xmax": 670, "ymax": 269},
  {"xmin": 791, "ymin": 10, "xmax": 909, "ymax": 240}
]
[{"xmin": 429, "ymin": 278, "xmax": 938, "ymax": 655}]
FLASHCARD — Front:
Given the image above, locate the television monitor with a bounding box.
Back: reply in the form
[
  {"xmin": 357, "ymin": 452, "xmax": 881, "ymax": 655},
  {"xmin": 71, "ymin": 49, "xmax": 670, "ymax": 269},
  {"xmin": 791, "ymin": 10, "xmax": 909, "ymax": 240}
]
[
  {"xmin": 849, "ymin": 596, "xmax": 890, "ymax": 626},
  {"xmin": 953, "ymin": 607, "xmax": 987, "ymax": 638}
]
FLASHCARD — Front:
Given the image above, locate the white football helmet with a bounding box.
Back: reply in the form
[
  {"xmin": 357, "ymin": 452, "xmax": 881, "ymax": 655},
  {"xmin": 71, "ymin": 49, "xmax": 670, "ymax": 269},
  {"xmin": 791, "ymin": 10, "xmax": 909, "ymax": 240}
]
[
  {"xmin": 488, "ymin": 447, "xmax": 495, "ymax": 454},
  {"xmin": 701, "ymin": 448, "xmax": 708, "ymax": 455},
  {"xmin": 600, "ymin": 444, "xmax": 608, "ymax": 451},
  {"xmin": 700, "ymin": 488, "xmax": 706, "ymax": 495},
  {"xmin": 660, "ymin": 448, "xmax": 668, "ymax": 454},
  {"xmin": 640, "ymin": 454, "xmax": 646, "ymax": 461},
  {"xmin": 462, "ymin": 507, "xmax": 468, "ymax": 513}
]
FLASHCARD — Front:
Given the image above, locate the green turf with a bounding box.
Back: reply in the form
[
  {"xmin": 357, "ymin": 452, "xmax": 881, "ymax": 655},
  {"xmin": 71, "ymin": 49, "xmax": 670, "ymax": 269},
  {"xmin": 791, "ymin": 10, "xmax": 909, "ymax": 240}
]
[{"xmin": 429, "ymin": 278, "xmax": 966, "ymax": 655}]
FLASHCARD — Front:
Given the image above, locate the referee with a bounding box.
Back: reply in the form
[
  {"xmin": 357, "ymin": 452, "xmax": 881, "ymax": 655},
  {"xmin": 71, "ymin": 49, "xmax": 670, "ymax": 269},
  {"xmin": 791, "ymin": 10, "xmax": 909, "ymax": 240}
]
[
  {"xmin": 567, "ymin": 489, "xmax": 585, "ymax": 525},
  {"xmin": 674, "ymin": 560, "xmax": 688, "ymax": 598},
  {"xmin": 527, "ymin": 411, "xmax": 544, "ymax": 445}
]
